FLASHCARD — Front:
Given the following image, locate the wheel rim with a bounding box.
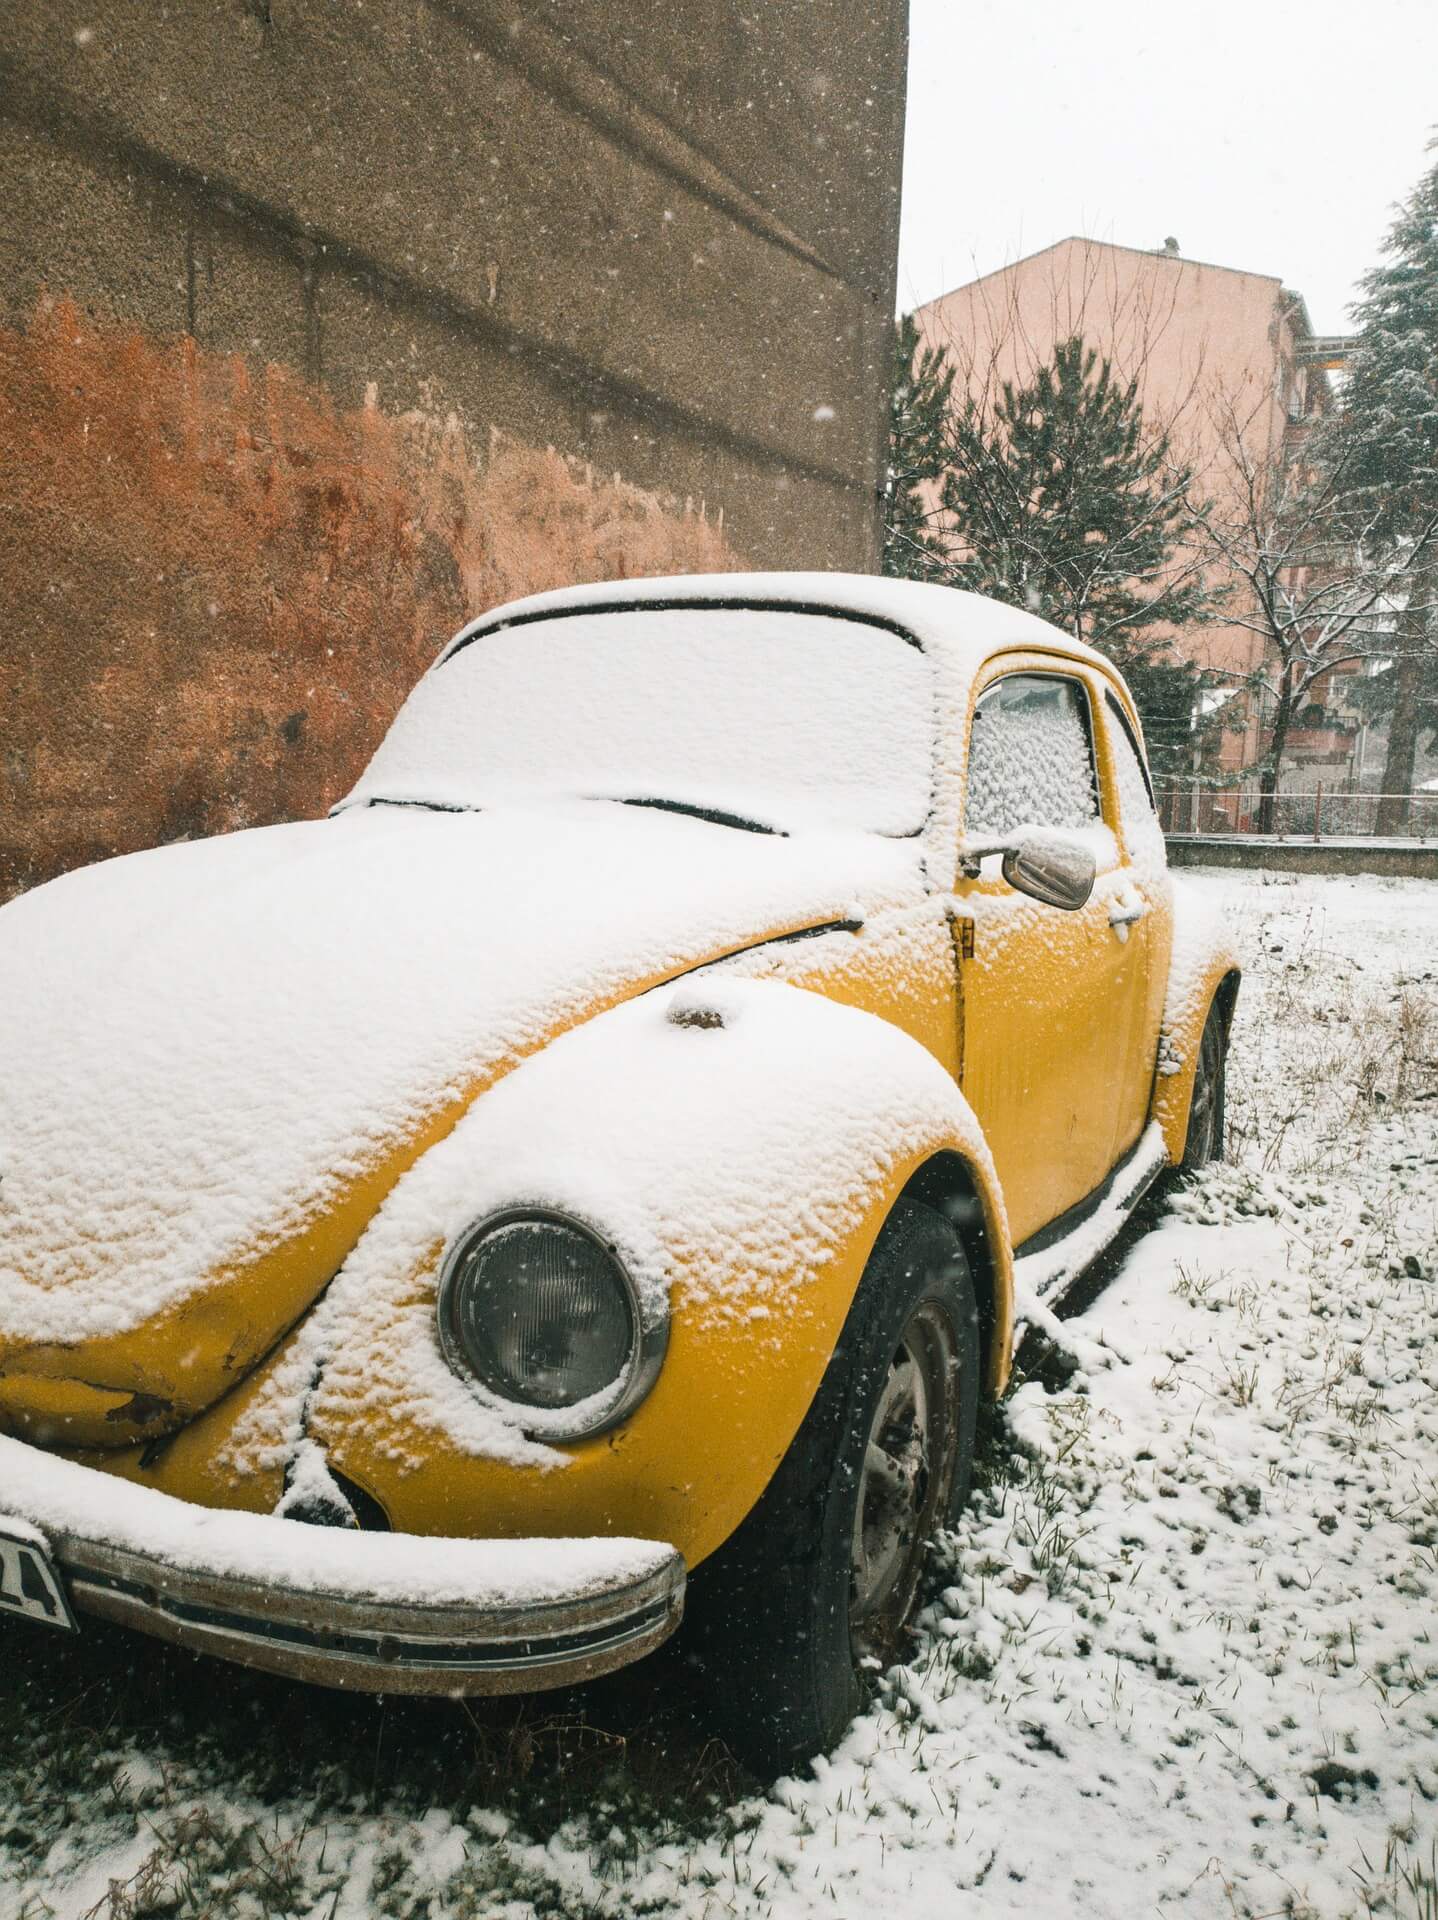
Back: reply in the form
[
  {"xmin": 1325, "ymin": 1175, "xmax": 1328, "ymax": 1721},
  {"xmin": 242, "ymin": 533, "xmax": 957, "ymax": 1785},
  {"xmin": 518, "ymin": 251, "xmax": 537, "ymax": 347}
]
[{"xmin": 849, "ymin": 1301, "xmax": 960, "ymax": 1664}]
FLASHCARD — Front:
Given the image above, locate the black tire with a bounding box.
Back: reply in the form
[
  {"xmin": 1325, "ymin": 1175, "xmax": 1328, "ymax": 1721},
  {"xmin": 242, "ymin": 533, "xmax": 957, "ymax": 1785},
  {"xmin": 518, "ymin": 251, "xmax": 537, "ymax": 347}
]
[
  {"xmin": 684, "ymin": 1198, "xmax": 981, "ymax": 1776},
  {"xmin": 1180, "ymin": 999, "xmax": 1228, "ymax": 1171}
]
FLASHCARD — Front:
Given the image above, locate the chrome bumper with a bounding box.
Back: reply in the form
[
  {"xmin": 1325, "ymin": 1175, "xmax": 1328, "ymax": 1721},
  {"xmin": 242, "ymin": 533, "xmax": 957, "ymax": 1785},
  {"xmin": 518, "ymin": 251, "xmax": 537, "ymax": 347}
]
[
  {"xmin": 0, "ymin": 1436, "xmax": 685, "ymax": 1695},
  {"xmin": 55, "ymin": 1534, "xmax": 686, "ymax": 1694}
]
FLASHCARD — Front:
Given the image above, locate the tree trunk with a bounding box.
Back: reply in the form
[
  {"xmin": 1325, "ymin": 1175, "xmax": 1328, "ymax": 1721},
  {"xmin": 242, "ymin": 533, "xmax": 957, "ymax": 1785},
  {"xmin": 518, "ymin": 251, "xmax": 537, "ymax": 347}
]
[
  {"xmin": 1256, "ymin": 658, "xmax": 1296, "ymax": 834},
  {"xmin": 1375, "ymin": 602, "xmax": 1432, "ymax": 834}
]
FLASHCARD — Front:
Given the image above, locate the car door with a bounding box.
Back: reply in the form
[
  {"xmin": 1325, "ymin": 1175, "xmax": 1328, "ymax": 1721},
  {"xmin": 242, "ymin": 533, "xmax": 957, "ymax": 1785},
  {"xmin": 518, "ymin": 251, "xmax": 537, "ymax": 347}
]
[
  {"xmin": 1097, "ymin": 686, "xmax": 1174, "ymax": 1160},
  {"xmin": 952, "ymin": 661, "xmax": 1152, "ymax": 1245}
]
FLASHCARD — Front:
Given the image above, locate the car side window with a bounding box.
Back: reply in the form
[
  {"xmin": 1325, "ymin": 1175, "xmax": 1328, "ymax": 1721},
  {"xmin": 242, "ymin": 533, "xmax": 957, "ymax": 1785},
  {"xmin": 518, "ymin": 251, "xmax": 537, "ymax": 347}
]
[
  {"xmin": 1104, "ymin": 692, "xmax": 1167, "ymax": 872},
  {"xmin": 964, "ymin": 673, "xmax": 1100, "ymax": 838}
]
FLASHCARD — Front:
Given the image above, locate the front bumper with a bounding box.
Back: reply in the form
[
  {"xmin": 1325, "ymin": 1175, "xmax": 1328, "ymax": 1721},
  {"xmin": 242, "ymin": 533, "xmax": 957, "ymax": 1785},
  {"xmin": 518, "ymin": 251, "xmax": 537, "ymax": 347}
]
[{"xmin": 0, "ymin": 1434, "xmax": 685, "ymax": 1694}]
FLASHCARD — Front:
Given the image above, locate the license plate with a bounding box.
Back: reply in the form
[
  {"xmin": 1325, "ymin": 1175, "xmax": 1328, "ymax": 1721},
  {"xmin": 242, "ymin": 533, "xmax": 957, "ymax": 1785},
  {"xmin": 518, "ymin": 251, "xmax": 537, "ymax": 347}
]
[{"xmin": 0, "ymin": 1521, "xmax": 78, "ymax": 1632}]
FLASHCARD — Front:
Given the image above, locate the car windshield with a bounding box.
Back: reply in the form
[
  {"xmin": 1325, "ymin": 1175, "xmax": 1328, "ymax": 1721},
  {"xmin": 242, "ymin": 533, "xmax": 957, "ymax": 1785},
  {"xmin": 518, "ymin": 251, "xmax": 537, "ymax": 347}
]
[{"xmin": 344, "ymin": 605, "xmax": 934, "ymax": 835}]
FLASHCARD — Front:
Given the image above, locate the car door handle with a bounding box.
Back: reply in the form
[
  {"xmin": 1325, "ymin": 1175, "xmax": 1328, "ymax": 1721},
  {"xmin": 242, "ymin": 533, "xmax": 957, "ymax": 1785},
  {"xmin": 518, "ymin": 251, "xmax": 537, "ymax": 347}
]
[{"xmin": 1108, "ymin": 901, "xmax": 1146, "ymax": 927}]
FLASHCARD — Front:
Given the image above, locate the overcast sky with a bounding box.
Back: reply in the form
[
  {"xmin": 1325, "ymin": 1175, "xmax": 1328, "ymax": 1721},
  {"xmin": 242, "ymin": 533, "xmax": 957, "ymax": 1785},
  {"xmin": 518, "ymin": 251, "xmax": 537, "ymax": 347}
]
[{"xmin": 897, "ymin": 0, "xmax": 1438, "ymax": 335}]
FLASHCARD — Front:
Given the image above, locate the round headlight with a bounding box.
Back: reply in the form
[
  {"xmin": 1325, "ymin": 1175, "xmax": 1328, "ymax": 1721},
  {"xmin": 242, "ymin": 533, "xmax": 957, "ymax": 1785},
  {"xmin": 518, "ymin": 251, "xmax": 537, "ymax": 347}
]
[{"xmin": 436, "ymin": 1211, "xmax": 665, "ymax": 1438}]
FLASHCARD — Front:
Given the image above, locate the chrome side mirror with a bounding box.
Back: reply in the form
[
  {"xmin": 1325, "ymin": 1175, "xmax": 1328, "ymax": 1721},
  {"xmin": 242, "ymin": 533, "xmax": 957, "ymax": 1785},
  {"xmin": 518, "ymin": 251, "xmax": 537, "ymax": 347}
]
[
  {"xmin": 1000, "ymin": 831, "xmax": 1096, "ymax": 911},
  {"xmin": 958, "ymin": 829, "xmax": 1097, "ymax": 910}
]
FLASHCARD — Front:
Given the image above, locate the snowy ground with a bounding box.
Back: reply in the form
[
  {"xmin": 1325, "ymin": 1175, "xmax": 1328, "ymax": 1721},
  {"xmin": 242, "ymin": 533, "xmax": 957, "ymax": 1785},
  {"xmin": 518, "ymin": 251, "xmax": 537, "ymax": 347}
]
[{"xmin": 3, "ymin": 869, "xmax": 1436, "ymax": 1920}]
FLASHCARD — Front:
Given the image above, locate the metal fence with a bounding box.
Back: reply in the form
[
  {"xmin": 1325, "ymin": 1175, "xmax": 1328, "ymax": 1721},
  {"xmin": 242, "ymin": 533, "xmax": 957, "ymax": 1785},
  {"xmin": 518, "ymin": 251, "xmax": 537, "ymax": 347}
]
[{"xmin": 1156, "ymin": 785, "xmax": 1438, "ymax": 842}]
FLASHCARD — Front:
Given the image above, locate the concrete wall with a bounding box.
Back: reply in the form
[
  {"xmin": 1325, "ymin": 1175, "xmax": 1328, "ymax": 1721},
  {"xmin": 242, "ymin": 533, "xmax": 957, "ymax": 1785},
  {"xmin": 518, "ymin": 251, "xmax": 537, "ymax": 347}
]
[
  {"xmin": 1167, "ymin": 837, "xmax": 1438, "ymax": 881},
  {"xmin": 0, "ymin": 0, "xmax": 906, "ymax": 897}
]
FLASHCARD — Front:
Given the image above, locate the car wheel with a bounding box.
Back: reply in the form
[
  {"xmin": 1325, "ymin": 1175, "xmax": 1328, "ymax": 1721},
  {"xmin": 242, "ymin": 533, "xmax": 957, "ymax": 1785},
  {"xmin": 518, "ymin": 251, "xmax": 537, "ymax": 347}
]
[
  {"xmin": 1181, "ymin": 999, "xmax": 1228, "ymax": 1171},
  {"xmin": 684, "ymin": 1198, "xmax": 980, "ymax": 1776}
]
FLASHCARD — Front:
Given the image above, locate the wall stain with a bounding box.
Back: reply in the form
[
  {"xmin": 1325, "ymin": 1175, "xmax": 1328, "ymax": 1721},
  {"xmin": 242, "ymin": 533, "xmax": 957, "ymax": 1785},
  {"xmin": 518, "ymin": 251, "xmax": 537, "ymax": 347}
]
[{"xmin": 0, "ymin": 296, "xmax": 737, "ymax": 901}]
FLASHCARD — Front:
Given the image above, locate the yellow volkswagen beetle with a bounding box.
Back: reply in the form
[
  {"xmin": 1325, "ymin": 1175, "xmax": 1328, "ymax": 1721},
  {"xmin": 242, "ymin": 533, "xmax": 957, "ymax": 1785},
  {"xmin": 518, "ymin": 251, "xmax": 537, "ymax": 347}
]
[{"xmin": 0, "ymin": 574, "xmax": 1237, "ymax": 1770}]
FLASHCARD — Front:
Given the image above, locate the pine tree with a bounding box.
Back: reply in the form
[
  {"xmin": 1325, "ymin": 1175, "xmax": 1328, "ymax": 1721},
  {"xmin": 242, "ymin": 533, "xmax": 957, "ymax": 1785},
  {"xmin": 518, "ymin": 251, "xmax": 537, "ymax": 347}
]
[
  {"xmin": 1329, "ymin": 136, "xmax": 1438, "ymax": 826},
  {"xmin": 881, "ymin": 315, "xmax": 954, "ymax": 582},
  {"xmin": 939, "ymin": 335, "xmax": 1211, "ymax": 775}
]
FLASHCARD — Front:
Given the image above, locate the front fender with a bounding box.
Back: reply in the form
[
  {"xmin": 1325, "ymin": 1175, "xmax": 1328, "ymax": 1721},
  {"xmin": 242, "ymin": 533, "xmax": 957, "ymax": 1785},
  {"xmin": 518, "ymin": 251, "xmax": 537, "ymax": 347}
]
[
  {"xmin": 1152, "ymin": 876, "xmax": 1242, "ymax": 1161},
  {"xmin": 128, "ymin": 979, "xmax": 1010, "ymax": 1572}
]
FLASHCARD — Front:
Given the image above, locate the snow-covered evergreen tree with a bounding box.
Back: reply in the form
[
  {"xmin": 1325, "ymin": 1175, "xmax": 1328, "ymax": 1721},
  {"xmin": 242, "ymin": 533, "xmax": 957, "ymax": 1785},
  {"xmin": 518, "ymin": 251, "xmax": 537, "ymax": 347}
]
[
  {"xmin": 1330, "ymin": 136, "xmax": 1438, "ymax": 822},
  {"xmin": 940, "ymin": 337, "xmax": 1205, "ymax": 646},
  {"xmin": 938, "ymin": 335, "xmax": 1212, "ymax": 773}
]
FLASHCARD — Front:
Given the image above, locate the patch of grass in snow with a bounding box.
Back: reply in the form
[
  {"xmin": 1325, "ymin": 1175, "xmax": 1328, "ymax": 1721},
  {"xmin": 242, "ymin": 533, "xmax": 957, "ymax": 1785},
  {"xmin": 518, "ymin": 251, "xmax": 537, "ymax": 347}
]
[
  {"xmin": 66, "ymin": 1807, "xmax": 317, "ymax": 1920},
  {"xmin": 1352, "ymin": 1833, "xmax": 1438, "ymax": 1920},
  {"xmin": 0, "ymin": 1607, "xmax": 753, "ymax": 1917},
  {"xmin": 1224, "ymin": 901, "xmax": 1438, "ymax": 1182},
  {"xmin": 3, "ymin": 1410, "xmax": 1063, "ymax": 1916}
]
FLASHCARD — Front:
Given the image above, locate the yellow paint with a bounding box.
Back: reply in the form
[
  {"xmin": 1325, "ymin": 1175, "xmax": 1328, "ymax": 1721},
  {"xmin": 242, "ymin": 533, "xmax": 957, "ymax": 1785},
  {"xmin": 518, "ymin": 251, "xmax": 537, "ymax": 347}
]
[
  {"xmin": 63, "ymin": 1324, "xmax": 305, "ymax": 1514},
  {"xmin": 724, "ymin": 908, "xmax": 960, "ymax": 1079},
  {"xmin": 305, "ymin": 892, "xmax": 1017, "ymax": 1568},
  {"xmin": 310, "ymin": 1133, "xmax": 1012, "ymax": 1572},
  {"xmin": 0, "ymin": 1095, "xmax": 470, "ymax": 1448},
  {"xmin": 0, "ymin": 1375, "xmax": 135, "ymax": 1442},
  {"xmin": 71, "ymin": 1145, "xmax": 1013, "ymax": 1573},
  {"xmin": 1087, "ymin": 682, "xmax": 1175, "ymax": 1161},
  {"xmin": 1077, "ymin": 663, "xmax": 1230, "ymax": 1172},
  {"xmin": 1153, "ymin": 961, "xmax": 1240, "ymax": 1164},
  {"xmin": 953, "ymin": 654, "xmax": 1173, "ymax": 1244},
  {"xmin": 21, "ymin": 624, "xmax": 1226, "ymax": 1572},
  {"xmin": 0, "ymin": 928, "xmax": 887, "ymax": 1449}
]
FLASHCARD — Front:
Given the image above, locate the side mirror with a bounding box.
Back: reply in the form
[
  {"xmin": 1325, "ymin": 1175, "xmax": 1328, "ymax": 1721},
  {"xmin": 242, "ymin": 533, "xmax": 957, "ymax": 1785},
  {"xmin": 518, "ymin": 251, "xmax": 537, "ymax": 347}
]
[
  {"xmin": 957, "ymin": 828, "xmax": 1098, "ymax": 909},
  {"xmin": 1000, "ymin": 831, "xmax": 1096, "ymax": 911}
]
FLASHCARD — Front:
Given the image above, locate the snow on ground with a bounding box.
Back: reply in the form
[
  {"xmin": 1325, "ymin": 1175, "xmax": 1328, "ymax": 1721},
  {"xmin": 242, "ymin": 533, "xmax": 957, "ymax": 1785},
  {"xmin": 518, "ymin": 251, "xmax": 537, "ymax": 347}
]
[{"xmin": 3, "ymin": 868, "xmax": 1436, "ymax": 1920}]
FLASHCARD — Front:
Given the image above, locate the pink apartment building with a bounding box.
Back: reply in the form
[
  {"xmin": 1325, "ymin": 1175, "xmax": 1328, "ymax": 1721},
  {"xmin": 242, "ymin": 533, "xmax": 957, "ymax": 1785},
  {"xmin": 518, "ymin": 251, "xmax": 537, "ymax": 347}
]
[{"xmin": 913, "ymin": 237, "xmax": 1344, "ymax": 778}]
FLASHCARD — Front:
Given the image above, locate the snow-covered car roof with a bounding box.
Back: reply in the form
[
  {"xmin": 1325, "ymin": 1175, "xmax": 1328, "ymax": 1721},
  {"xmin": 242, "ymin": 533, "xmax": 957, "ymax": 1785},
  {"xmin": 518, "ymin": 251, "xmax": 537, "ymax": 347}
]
[{"xmin": 436, "ymin": 571, "xmax": 1112, "ymax": 679}]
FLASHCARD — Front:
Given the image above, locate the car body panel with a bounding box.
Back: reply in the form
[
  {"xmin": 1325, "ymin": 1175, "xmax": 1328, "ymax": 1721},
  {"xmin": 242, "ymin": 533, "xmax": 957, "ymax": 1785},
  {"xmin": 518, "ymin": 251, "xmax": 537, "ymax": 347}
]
[
  {"xmin": 958, "ymin": 865, "xmax": 1146, "ymax": 1240},
  {"xmin": 0, "ymin": 574, "xmax": 1237, "ymax": 1688},
  {"xmin": 60, "ymin": 1325, "xmax": 298, "ymax": 1516},
  {"xmin": 0, "ymin": 1103, "xmax": 466, "ymax": 1451},
  {"xmin": 712, "ymin": 903, "xmax": 961, "ymax": 1080},
  {"xmin": 71, "ymin": 982, "xmax": 1012, "ymax": 1577},
  {"xmin": 1152, "ymin": 878, "xmax": 1243, "ymax": 1161},
  {"xmin": 0, "ymin": 803, "xmax": 920, "ymax": 1447}
]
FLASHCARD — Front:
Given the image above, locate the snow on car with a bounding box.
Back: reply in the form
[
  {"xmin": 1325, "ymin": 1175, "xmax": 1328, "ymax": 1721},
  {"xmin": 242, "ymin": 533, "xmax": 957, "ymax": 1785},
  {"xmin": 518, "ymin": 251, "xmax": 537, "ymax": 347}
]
[{"xmin": 0, "ymin": 573, "xmax": 1237, "ymax": 1770}]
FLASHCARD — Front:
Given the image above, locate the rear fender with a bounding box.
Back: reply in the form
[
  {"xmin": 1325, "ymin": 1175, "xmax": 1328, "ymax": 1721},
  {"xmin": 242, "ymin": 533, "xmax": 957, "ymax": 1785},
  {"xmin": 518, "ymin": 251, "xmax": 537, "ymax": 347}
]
[{"xmin": 1152, "ymin": 877, "xmax": 1242, "ymax": 1162}]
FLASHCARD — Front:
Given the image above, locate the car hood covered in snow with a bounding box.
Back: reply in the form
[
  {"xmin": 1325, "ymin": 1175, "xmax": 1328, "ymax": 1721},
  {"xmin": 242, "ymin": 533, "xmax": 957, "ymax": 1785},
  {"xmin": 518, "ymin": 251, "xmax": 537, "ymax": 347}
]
[{"xmin": 0, "ymin": 803, "xmax": 921, "ymax": 1445}]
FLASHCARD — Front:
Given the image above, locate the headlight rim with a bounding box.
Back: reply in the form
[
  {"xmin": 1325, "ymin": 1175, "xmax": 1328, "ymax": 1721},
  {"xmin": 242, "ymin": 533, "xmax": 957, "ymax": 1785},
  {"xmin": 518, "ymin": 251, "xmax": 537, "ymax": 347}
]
[{"xmin": 435, "ymin": 1205, "xmax": 668, "ymax": 1442}]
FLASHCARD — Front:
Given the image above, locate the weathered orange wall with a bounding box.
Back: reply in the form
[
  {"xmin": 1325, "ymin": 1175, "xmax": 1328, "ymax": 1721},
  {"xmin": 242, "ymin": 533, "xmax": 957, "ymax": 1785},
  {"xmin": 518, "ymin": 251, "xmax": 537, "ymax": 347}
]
[
  {"xmin": 0, "ymin": 298, "xmax": 734, "ymax": 900},
  {"xmin": 2, "ymin": 0, "xmax": 908, "ymax": 902}
]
